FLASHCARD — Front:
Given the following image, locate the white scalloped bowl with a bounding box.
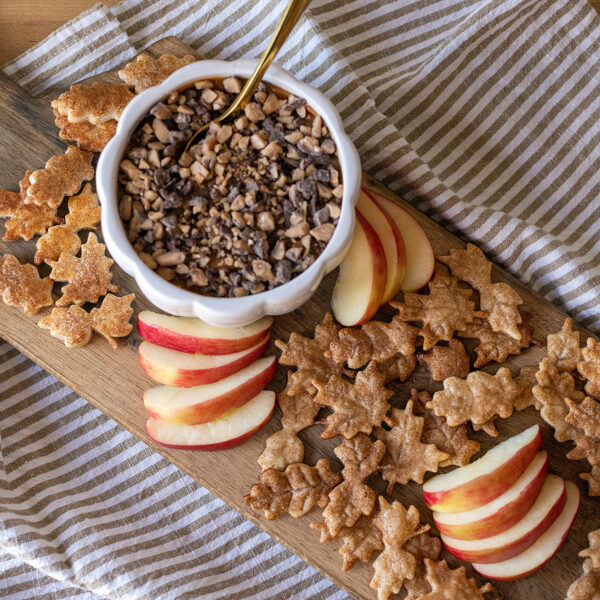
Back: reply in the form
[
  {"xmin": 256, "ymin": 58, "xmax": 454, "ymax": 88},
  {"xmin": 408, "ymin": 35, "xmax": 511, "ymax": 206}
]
[{"xmin": 96, "ymin": 59, "xmax": 360, "ymax": 327}]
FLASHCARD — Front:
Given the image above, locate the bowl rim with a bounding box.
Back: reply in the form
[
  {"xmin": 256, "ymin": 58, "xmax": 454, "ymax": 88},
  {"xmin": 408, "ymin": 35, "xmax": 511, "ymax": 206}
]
[{"xmin": 96, "ymin": 58, "xmax": 361, "ymax": 327}]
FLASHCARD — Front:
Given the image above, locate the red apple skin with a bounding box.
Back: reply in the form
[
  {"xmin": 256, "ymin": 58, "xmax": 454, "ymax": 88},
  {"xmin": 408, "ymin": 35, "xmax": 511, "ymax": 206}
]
[
  {"xmin": 473, "ymin": 482, "xmax": 580, "ymax": 581},
  {"xmin": 139, "ymin": 335, "xmax": 270, "ymax": 387},
  {"xmin": 143, "ymin": 357, "xmax": 276, "ymax": 425},
  {"xmin": 434, "ymin": 454, "xmax": 548, "ymax": 540},
  {"xmin": 332, "ymin": 211, "xmax": 387, "ymax": 326},
  {"xmin": 356, "ymin": 189, "xmax": 407, "ymax": 303},
  {"xmin": 442, "ymin": 485, "xmax": 566, "ymax": 564},
  {"xmin": 137, "ymin": 315, "xmax": 272, "ymax": 355},
  {"xmin": 145, "ymin": 409, "xmax": 273, "ymax": 450},
  {"xmin": 356, "ymin": 211, "xmax": 388, "ymax": 324},
  {"xmin": 376, "ymin": 202, "xmax": 407, "ymax": 303},
  {"xmin": 423, "ymin": 428, "xmax": 542, "ymax": 513},
  {"xmin": 365, "ymin": 188, "xmax": 434, "ymax": 292}
]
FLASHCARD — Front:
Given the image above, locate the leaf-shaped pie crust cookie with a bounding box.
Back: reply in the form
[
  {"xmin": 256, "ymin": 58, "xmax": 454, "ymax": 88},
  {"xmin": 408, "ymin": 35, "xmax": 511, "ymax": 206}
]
[
  {"xmin": 0, "ymin": 254, "xmax": 54, "ymax": 315},
  {"xmin": 533, "ymin": 358, "xmax": 585, "ymax": 442},
  {"xmin": 313, "ymin": 361, "xmax": 393, "ymax": 439},
  {"xmin": 420, "ymin": 559, "xmax": 493, "ymax": 600},
  {"xmin": 0, "ymin": 171, "xmax": 61, "ymax": 241},
  {"xmin": 370, "ymin": 497, "xmax": 426, "ymax": 600},
  {"xmin": 578, "ymin": 338, "xmax": 600, "ymax": 400},
  {"xmin": 118, "ymin": 53, "xmax": 196, "ymax": 93},
  {"xmin": 319, "ymin": 434, "xmax": 385, "ymax": 537},
  {"xmin": 245, "ymin": 458, "xmax": 340, "ymax": 520},
  {"xmin": 374, "ymin": 399, "xmax": 449, "ymax": 491},
  {"xmin": 275, "ymin": 312, "xmax": 348, "ymax": 395},
  {"xmin": 258, "ymin": 382, "xmax": 319, "ymax": 471},
  {"xmin": 391, "ymin": 271, "xmax": 482, "ymax": 350},
  {"xmin": 35, "ymin": 183, "xmax": 101, "ymax": 264},
  {"xmin": 38, "ymin": 294, "xmax": 134, "ymax": 349},
  {"xmin": 47, "ymin": 232, "xmax": 118, "ymax": 306},
  {"xmin": 328, "ymin": 317, "xmax": 418, "ymax": 368},
  {"xmin": 411, "ymin": 389, "xmax": 480, "ymax": 467},
  {"xmin": 51, "ymin": 83, "xmax": 134, "ymax": 124},
  {"xmin": 24, "ymin": 146, "xmax": 94, "ymax": 209},
  {"xmin": 428, "ymin": 367, "xmax": 519, "ymax": 436}
]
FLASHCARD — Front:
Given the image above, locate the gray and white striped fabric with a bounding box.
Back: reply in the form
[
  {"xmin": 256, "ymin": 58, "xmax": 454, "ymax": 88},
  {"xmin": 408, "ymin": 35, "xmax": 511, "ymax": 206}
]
[{"xmin": 2, "ymin": 0, "xmax": 600, "ymax": 597}]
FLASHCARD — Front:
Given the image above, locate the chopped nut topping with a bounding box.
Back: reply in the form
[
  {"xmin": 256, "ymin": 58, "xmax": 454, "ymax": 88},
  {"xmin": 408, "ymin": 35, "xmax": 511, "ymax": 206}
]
[
  {"xmin": 245, "ymin": 102, "xmax": 266, "ymax": 122},
  {"xmin": 223, "ymin": 77, "xmax": 242, "ymax": 94},
  {"xmin": 119, "ymin": 79, "xmax": 342, "ymax": 297}
]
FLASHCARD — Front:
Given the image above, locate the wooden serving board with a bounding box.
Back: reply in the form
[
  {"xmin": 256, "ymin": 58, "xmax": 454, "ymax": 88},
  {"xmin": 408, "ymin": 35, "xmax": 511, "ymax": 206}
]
[{"xmin": 0, "ymin": 36, "xmax": 596, "ymax": 600}]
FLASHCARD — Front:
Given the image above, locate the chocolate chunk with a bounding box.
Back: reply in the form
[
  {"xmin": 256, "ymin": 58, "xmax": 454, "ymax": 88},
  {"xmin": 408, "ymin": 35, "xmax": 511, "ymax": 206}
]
[
  {"xmin": 276, "ymin": 260, "xmax": 292, "ymax": 283},
  {"xmin": 315, "ymin": 168, "xmax": 330, "ymax": 182},
  {"xmin": 161, "ymin": 192, "xmax": 182, "ymax": 210},
  {"xmin": 189, "ymin": 196, "xmax": 208, "ymax": 211},
  {"xmin": 160, "ymin": 214, "xmax": 177, "ymax": 228},
  {"xmin": 153, "ymin": 168, "xmax": 169, "ymax": 187},
  {"xmin": 297, "ymin": 178, "xmax": 316, "ymax": 199},
  {"xmin": 314, "ymin": 206, "xmax": 329, "ymax": 225}
]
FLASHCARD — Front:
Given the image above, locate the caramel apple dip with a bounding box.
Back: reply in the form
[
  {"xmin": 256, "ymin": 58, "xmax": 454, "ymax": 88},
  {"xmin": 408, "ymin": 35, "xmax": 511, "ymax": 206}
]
[{"xmin": 118, "ymin": 77, "xmax": 343, "ymax": 297}]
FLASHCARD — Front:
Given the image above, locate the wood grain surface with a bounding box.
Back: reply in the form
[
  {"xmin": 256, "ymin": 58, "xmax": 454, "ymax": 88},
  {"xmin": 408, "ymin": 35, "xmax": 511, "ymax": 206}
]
[
  {"xmin": 0, "ymin": 36, "xmax": 597, "ymax": 600},
  {"xmin": 1, "ymin": 0, "xmax": 600, "ymax": 64}
]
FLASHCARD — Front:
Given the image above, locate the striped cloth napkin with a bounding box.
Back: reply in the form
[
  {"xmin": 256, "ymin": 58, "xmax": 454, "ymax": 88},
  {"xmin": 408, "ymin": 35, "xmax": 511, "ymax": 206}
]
[{"xmin": 2, "ymin": 0, "xmax": 600, "ymax": 598}]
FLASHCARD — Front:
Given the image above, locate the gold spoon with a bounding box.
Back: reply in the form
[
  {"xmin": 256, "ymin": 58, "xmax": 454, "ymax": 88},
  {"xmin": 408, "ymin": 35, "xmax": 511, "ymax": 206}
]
[{"xmin": 184, "ymin": 0, "xmax": 312, "ymax": 153}]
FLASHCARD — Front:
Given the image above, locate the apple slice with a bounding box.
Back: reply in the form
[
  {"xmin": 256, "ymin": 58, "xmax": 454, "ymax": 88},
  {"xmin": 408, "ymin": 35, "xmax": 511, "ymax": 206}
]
[
  {"xmin": 434, "ymin": 451, "xmax": 548, "ymax": 540},
  {"xmin": 423, "ymin": 425, "xmax": 541, "ymax": 513},
  {"xmin": 473, "ymin": 480, "xmax": 580, "ymax": 580},
  {"xmin": 138, "ymin": 311, "xmax": 273, "ymax": 355},
  {"xmin": 146, "ymin": 390, "xmax": 276, "ymax": 450},
  {"xmin": 143, "ymin": 355, "xmax": 276, "ymax": 425},
  {"xmin": 356, "ymin": 189, "xmax": 406, "ymax": 303},
  {"xmin": 441, "ymin": 474, "xmax": 566, "ymax": 564},
  {"xmin": 331, "ymin": 211, "xmax": 387, "ymax": 326},
  {"xmin": 364, "ymin": 188, "xmax": 434, "ymax": 292},
  {"xmin": 139, "ymin": 334, "xmax": 270, "ymax": 387}
]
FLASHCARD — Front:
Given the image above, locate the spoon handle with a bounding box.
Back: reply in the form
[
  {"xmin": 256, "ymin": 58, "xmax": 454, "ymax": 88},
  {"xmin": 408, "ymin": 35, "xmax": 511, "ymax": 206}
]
[{"xmin": 219, "ymin": 0, "xmax": 312, "ymax": 120}]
